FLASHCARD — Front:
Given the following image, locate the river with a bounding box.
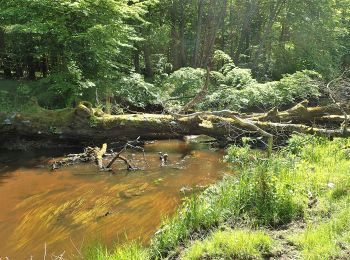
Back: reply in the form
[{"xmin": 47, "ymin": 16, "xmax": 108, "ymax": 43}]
[{"xmin": 0, "ymin": 139, "xmax": 229, "ymax": 259}]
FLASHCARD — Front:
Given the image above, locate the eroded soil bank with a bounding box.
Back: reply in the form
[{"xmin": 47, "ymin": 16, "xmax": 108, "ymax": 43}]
[{"xmin": 0, "ymin": 140, "xmax": 229, "ymax": 259}]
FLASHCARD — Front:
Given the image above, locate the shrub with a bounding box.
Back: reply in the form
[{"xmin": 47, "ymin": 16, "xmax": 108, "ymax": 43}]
[
  {"xmin": 114, "ymin": 73, "xmax": 158, "ymax": 109},
  {"xmin": 202, "ymin": 70, "xmax": 322, "ymax": 111}
]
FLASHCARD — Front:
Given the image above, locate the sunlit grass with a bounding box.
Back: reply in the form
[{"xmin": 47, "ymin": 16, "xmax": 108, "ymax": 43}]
[
  {"xmin": 182, "ymin": 229, "xmax": 272, "ymax": 260},
  {"xmin": 292, "ymin": 203, "xmax": 350, "ymax": 260},
  {"xmin": 84, "ymin": 242, "xmax": 149, "ymax": 260}
]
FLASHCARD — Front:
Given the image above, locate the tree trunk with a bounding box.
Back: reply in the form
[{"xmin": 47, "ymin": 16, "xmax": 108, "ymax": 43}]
[
  {"xmin": 201, "ymin": 0, "xmax": 228, "ymax": 67},
  {"xmin": 0, "ymin": 29, "xmax": 12, "ymax": 79},
  {"xmin": 229, "ymin": 1, "xmax": 235, "ymax": 58},
  {"xmin": 235, "ymin": 0, "xmax": 255, "ymax": 61},
  {"xmin": 133, "ymin": 47, "xmax": 141, "ymax": 74},
  {"xmin": 178, "ymin": 0, "xmax": 187, "ymax": 67},
  {"xmin": 180, "ymin": 67, "xmax": 210, "ymax": 113},
  {"xmin": 193, "ymin": 0, "xmax": 204, "ymax": 67},
  {"xmin": 26, "ymin": 55, "xmax": 36, "ymax": 80},
  {"xmin": 3, "ymin": 60, "xmax": 12, "ymax": 79},
  {"xmin": 170, "ymin": 0, "xmax": 180, "ymax": 70},
  {"xmin": 253, "ymin": 0, "xmax": 287, "ymax": 71},
  {"xmin": 143, "ymin": 43, "xmax": 153, "ymax": 78},
  {"xmin": 41, "ymin": 56, "xmax": 48, "ymax": 78}
]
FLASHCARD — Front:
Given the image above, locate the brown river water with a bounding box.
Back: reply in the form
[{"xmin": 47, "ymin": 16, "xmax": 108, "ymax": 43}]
[{"xmin": 0, "ymin": 139, "xmax": 229, "ymax": 259}]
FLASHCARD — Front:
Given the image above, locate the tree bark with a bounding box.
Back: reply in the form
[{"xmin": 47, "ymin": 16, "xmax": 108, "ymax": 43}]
[
  {"xmin": 143, "ymin": 42, "xmax": 153, "ymax": 77},
  {"xmin": 253, "ymin": 0, "xmax": 287, "ymax": 71},
  {"xmin": 193, "ymin": 0, "xmax": 204, "ymax": 67}
]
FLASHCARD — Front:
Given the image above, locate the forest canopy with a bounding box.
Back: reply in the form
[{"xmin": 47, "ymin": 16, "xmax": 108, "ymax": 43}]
[{"xmin": 0, "ymin": 0, "xmax": 349, "ymax": 110}]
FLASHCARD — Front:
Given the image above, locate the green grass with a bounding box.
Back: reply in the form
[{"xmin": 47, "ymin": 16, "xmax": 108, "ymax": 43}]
[
  {"xmin": 84, "ymin": 242, "xmax": 150, "ymax": 260},
  {"xmin": 86, "ymin": 135, "xmax": 350, "ymax": 259},
  {"xmin": 182, "ymin": 229, "xmax": 272, "ymax": 260},
  {"xmin": 292, "ymin": 201, "xmax": 350, "ymax": 260}
]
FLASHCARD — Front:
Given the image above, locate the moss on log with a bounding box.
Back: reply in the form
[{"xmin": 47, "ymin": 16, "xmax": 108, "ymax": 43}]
[{"xmin": 1, "ymin": 102, "xmax": 349, "ymax": 148}]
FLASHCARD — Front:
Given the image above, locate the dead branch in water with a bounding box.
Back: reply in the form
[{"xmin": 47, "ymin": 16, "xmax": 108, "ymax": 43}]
[
  {"xmin": 51, "ymin": 145, "xmax": 108, "ymax": 170},
  {"xmin": 106, "ymin": 137, "xmax": 148, "ymax": 170},
  {"xmin": 51, "ymin": 138, "xmax": 147, "ymax": 172}
]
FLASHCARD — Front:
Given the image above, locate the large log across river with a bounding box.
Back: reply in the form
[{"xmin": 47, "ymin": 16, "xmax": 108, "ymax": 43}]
[{"xmin": 0, "ymin": 101, "xmax": 349, "ymax": 148}]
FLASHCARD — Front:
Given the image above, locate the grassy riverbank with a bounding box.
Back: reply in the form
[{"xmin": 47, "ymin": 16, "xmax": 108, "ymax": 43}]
[{"xmin": 86, "ymin": 135, "xmax": 350, "ymax": 259}]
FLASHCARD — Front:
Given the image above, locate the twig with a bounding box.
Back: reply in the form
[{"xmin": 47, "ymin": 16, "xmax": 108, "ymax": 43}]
[
  {"xmin": 70, "ymin": 237, "xmax": 81, "ymax": 257},
  {"xmin": 44, "ymin": 243, "xmax": 47, "ymax": 260},
  {"xmin": 106, "ymin": 137, "xmax": 147, "ymax": 170}
]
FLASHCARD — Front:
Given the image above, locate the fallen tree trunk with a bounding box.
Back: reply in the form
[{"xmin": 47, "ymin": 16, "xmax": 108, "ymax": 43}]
[
  {"xmin": 248, "ymin": 100, "xmax": 350, "ymax": 125},
  {"xmin": 2, "ymin": 101, "xmax": 349, "ymax": 150}
]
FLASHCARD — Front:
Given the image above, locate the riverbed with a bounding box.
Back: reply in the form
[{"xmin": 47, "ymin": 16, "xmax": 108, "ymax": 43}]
[{"xmin": 0, "ymin": 139, "xmax": 229, "ymax": 259}]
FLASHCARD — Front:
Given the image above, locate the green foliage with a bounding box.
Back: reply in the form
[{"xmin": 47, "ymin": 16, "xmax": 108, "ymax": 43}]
[
  {"xmin": 34, "ymin": 65, "xmax": 95, "ymax": 108},
  {"xmin": 114, "ymin": 73, "xmax": 158, "ymax": 109},
  {"xmin": 224, "ymin": 139, "xmax": 258, "ymax": 168},
  {"xmin": 224, "ymin": 68, "xmax": 256, "ymax": 88},
  {"xmin": 164, "ymin": 67, "xmax": 207, "ymax": 97},
  {"xmin": 213, "ymin": 50, "xmax": 234, "ymax": 65},
  {"xmin": 203, "ymin": 70, "xmax": 322, "ymax": 111},
  {"xmin": 0, "ymin": 80, "xmax": 34, "ymax": 111},
  {"xmin": 0, "ymin": 0, "xmax": 157, "ymax": 108},
  {"xmin": 182, "ymin": 229, "xmax": 272, "ymax": 260},
  {"xmin": 161, "ymin": 67, "xmax": 207, "ymax": 110},
  {"xmin": 158, "ymin": 61, "xmax": 322, "ymax": 112},
  {"xmin": 283, "ymin": 134, "xmax": 326, "ymax": 155}
]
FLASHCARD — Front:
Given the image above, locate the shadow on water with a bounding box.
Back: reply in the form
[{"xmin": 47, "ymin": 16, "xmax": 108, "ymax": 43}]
[{"xmin": 0, "ymin": 140, "xmax": 230, "ymax": 259}]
